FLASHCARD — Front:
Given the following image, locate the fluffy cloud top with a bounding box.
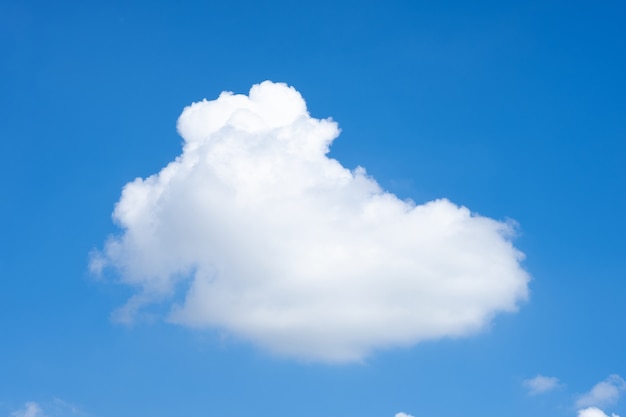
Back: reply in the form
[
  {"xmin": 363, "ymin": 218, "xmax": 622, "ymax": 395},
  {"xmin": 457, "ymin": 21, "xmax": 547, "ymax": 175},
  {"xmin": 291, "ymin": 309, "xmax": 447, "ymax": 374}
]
[
  {"xmin": 577, "ymin": 407, "xmax": 621, "ymax": 417},
  {"xmin": 93, "ymin": 81, "xmax": 530, "ymax": 362},
  {"xmin": 577, "ymin": 375, "xmax": 626, "ymax": 409},
  {"xmin": 395, "ymin": 413, "xmax": 414, "ymax": 417},
  {"xmin": 524, "ymin": 375, "xmax": 561, "ymax": 395}
]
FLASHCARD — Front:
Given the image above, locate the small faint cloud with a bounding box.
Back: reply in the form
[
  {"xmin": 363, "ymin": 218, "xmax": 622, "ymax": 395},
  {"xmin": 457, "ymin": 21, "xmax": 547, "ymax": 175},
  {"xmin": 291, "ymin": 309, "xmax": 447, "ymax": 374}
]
[
  {"xmin": 11, "ymin": 402, "xmax": 46, "ymax": 417},
  {"xmin": 9, "ymin": 398, "xmax": 92, "ymax": 417},
  {"xmin": 87, "ymin": 249, "xmax": 106, "ymax": 277},
  {"xmin": 50, "ymin": 398, "xmax": 91, "ymax": 417},
  {"xmin": 523, "ymin": 374, "xmax": 561, "ymax": 395},
  {"xmin": 576, "ymin": 375, "xmax": 626, "ymax": 409},
  {"xmin": 395, "ymin": 413, "xmax": 414, "ymax": 417},
  {"xmin": 577, "ymin": 406, "xmax": 621, "ymax": 417}
]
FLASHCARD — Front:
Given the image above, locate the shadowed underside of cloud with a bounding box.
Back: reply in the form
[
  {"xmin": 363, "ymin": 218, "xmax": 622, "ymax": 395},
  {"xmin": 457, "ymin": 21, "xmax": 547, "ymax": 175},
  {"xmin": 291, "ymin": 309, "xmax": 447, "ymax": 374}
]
[{"xmin": 92, "ymin": 81, "xmax": 530, "ymax": 362}]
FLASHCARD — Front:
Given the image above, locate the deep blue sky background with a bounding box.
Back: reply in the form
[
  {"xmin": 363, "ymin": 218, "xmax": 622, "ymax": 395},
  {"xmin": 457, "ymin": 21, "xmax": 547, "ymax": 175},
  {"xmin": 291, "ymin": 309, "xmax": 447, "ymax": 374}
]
[{"xmin": 1, "ymin": 0, "xmax": 625, "ymax": 416}]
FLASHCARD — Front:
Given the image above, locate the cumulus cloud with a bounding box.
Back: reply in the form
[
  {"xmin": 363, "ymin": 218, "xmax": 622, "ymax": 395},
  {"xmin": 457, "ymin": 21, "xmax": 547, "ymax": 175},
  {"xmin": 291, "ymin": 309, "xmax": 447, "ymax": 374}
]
[
  {"xmin": 576, "ymin": 375, "xmax": 626, "ymax": 409},
  {"xmin": 395, "ymin": 413, "xmax": 414, "ymax": 417},
  {"xmin": 92, "ymin": 81, "xmax": 530, "ymax": 362},
  {"xmin": 524, "ymin": 374, "xmax": 561, "ymax": 395},
  {"xmin": 577, "ymin": 407, "xmax": 621, "ymax": 417},
  {"xmin": 11, "ymin": 402, "xmax": 46, "ymax": 417}
]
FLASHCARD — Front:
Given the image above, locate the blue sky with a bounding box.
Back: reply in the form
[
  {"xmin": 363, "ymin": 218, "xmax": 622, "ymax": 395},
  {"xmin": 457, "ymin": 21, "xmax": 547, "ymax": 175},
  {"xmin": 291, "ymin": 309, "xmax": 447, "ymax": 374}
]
[{"xmin": 1, "ymin": 0, "xmax": 625, "ymax": 416}]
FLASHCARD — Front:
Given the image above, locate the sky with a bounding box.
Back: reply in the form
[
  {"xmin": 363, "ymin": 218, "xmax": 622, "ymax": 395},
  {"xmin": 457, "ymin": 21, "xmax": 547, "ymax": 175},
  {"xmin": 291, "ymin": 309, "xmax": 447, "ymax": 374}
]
[{"xmin": 1, "ymin": 0, "xmax": 625, "ymax": 416}]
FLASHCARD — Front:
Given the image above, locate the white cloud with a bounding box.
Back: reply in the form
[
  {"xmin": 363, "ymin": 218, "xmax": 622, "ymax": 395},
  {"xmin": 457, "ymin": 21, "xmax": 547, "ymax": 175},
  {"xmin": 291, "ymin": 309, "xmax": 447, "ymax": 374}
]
[
  {"xmin": 577, "ymin": 407, "xmax": 621, "ymax": 417},
  {"xmin": 577, "ymin": 375, "xmax": 626, "ymax": 409},
  {"xmin": 49, "ymin": 398, "xmax": 87, "ymax": 417},
  {"xmin": 395, "ymin": 413, "xmax": 414, "ymax": 417},
  {"xmin": 11, "ymin": 402, "xmax": 46, "ymax": 417},
  {"xmin": 9, "ymin": 400, "xmax": 90, "ymax": 417},
  {"xmin": 523, "ymin": 374, "xmax": 560, "ymax": 395},
  {"xmin": 93, "ymin": 80, "xmax": 530, "ymax": 362}
]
